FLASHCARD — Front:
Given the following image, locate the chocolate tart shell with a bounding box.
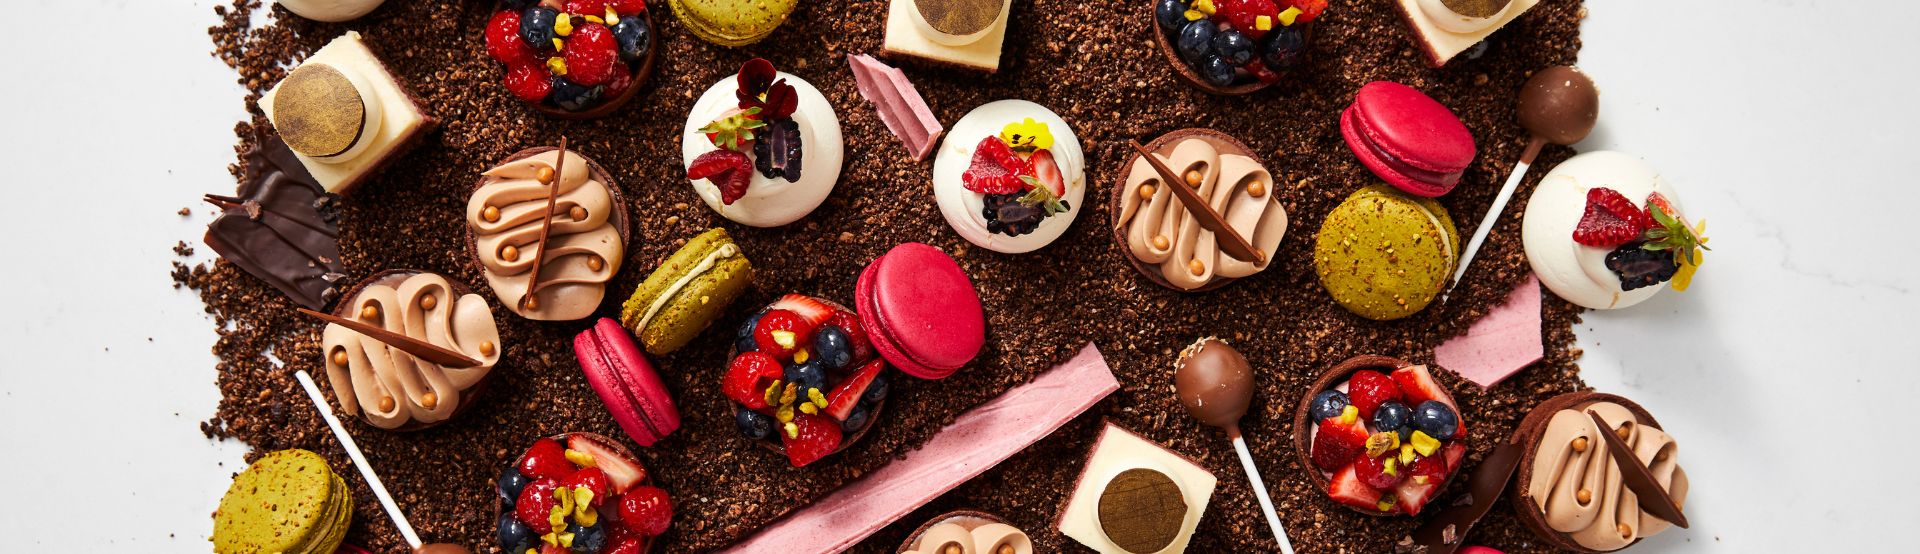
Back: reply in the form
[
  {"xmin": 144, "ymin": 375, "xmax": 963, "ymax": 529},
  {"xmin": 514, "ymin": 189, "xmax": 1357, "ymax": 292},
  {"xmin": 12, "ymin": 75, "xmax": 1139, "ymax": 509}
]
[
  {"xmin": 1108, "ymin": 128, "xmax": 1269, "ymax": 293},
  {"xmin": 503, "ymin": 1, "xmax": 660, "ymax": 121},
  {"xmin": 465, "ymin": 146, "xmax": 634, "ymax": 319},
  {"xmin": 1290, "ymin": 355, "xmax": 1470, "ymax": 517},
  {"xmin": 327, "ymin": 269, "xmax": 497, "ymax": 432},
  {"xmin": 725, "ymin": 296, "xmax": 888, "ymax": 462},
  {"xmin": 1149, "ymin": 12, "xmax": 1314, "ymax": 96},
  {"xmin": 896, "ymin": 510, "xmax": 1016, "ymax": 553},
  {"xmin": 492, "ymin": 432, "xmax": 659, "ymax": 553},
  {"xmin": 1508, "ymin": 391, "xmax": 1667, "ymax": 554}
]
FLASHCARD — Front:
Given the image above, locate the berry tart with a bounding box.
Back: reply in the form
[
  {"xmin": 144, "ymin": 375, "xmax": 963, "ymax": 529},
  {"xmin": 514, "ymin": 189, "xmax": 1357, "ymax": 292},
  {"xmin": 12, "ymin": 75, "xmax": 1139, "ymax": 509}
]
[
  {"xmin": 1113, "ymin": 128, "xmax": 1288, "ymax": 292},
  {"xmin": 1520, "ymin": 151, "xmax": 1710, "ymax": 310},
  {"xmin": 681, "ymin": 58, "xmax": 845, "ymax": 228},
  {"xmin": 1292, "ymin": 355, "xmax": 1469, "ymax": 516},
  {"xmin": 483, "ymin": 0, "xmax": 657, "ymax": 119},
  {"xmin": 931, "ymin": 100, "xmax": 1085, "ymax": 254},
  {"xmin": 1151, "ymin": 0, "xmax": 1326, "ymax": 94},
  {"xmin": 495, "ymin": 433, "xmax": 673, "ymax": 554},
  {"xmin": 722, "ymin": 294, "xmax": 891, "ymax": 467}
]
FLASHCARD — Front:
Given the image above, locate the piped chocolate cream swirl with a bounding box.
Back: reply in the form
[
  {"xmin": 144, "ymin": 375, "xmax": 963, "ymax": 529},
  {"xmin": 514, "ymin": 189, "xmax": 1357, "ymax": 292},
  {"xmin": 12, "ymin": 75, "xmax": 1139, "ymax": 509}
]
[
  {"xmin": 1527, "ymin": 401, "xmax": 1689, "ymax": 551},
  {"xmin": 321, "ymin": 271, "xmax": 499, "ymax": 430},
  {"xmin": 1116, "ymin": 133, "xmax": 1286, "ymax": 291},
  {"xmin": 465, "ymin": 148, "xmax": 624, "ymax": 321}
]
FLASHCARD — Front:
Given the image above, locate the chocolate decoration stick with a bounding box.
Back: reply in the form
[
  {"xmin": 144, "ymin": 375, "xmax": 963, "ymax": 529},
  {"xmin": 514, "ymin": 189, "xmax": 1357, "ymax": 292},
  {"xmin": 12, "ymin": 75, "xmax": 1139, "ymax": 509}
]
[
  {"xmin": 520, "ymin": 136, "xmax": 569, "ymax": 311},
  {"xmin": 1127, "ymin": 141, "xmax": 1264, "ymax": 264},
  {"xmin": 1586, "ymin": 410, "xmax": 1689, "ymax": 528},
  {"xmin": 292, "ymin": 369, "xmax": 424, "ymax": 549},
  {"xmin": 1408, "ymin": 440, "xmax": 1524, "ymax": 554},
  {"xmin": 298, "ymin": 308, "xmax": 483, "ymax": 368},
  {"xmin": 1447, "ymin": 66, "xmax": 1598, "ymax": 295}
]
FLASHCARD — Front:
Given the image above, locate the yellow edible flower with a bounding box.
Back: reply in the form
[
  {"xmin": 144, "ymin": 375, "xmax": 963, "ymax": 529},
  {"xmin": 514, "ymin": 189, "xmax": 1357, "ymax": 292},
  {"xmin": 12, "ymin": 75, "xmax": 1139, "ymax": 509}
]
[
  {"xmin": 1670, "ymin": 219, "xmax": 1707, "ymax": 292},
  {"xmin": 999, "ymin": 118, "xmax": 1054, "ymax": 152}
]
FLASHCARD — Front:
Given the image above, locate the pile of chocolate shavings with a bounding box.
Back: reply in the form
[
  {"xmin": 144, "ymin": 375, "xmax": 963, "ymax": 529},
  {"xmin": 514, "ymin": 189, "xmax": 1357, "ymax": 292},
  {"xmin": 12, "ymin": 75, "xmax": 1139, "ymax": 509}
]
[{"xmin": 181, "ymin": 0, "xmax": 1597, "ymax": 552}]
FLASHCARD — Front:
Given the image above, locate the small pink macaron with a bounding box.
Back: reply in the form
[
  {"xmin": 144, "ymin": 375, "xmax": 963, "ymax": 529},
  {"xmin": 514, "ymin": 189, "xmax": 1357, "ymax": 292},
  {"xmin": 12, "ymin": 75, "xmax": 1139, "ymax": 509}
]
[
  {"xmin": 575, "ymin": 318, "xmax": 681, "ymax": 447},
  {"xmin": 855, "ymin": 243, "xmax": 985, "ymax": 380},
  {"xmin": 1341, "ymin": 80, "xmax": 1477, "ymax": 197},
  {"xmin": 1458, "ymin": 547, "xmax": 1505, "ymax": 554}
]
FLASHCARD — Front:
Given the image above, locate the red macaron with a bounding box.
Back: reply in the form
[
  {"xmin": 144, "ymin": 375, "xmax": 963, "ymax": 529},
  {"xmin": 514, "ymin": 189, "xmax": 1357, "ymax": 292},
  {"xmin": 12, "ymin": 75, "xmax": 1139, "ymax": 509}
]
[
  {"xmin": 575, "ymin": 318, "xmax": 681, "ymax": 446},
  {"xmin": 1340, "ymin": 81, "xmax": 1477, "ymax": 197},
  {"xmin": 854, "ymin": 243, "xmax": 985, "ymax": 380}
]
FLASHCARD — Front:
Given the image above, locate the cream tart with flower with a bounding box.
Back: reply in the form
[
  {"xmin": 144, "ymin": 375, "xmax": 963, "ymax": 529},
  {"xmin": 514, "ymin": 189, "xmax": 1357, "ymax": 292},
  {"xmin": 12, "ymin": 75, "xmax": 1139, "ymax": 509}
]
[
  {"xmin": 682, "ymin": 58, "xmax": 845, "ymax": 228},
  {"xmin": 1521, "ymin": 151, "xmax": 1709, "ymax": 310},
  {"xmin": 932, "ymin": 100, "xmax": 1085, "ymax": 253}
]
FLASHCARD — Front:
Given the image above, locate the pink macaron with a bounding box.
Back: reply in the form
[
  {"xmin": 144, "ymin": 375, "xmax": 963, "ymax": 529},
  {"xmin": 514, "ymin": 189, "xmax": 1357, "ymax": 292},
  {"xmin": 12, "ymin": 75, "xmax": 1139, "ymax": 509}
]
[
  {"xmin": 1341, "ymin": 80, "xmax": 1477, "ymax": 197},
  {"xmin": 574, "ymin": 318, "xmax": 681, "ymax": 447},
  {"xmin": 855, "ymin": 243, "xmax": 985, "ymax": 380}
]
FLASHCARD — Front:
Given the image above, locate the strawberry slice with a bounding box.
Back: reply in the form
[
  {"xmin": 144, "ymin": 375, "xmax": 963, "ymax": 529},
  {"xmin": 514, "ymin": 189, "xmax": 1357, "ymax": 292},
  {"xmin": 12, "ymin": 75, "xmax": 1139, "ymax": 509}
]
[
  {"xmin": 1441, "ymin": 441, "xmax": 1467, "ymax": 472},
  {"xmin": 768, "ymin": 294, "xmax": 834, "ymax": 328},
  {"xmin": 1393, "ymin": 477, "xmax": 1441, "ymax": 515},
  {"xmin": 687, "ymin": 150, "xmax": 753, "ymax": 205},
  {"xmin": 1390, "ymin": 364, "xmax": 1466, "ymax": 439},
  {"xmin": 1309, "ymin": 407, "xmax": 1369, "ymax": 472},
  {"xmin": 1029, "ymin": 148, "xmax": 1065, "ymax": 197},
  {"xmin": 962, "ymin": 136, "xmax": 1028, "ymax": 194},
  {"xmin": 782, "ymin": 413, "xmax": 843, "ymax": 467},
  {"xmin": 1573, "ymin": 187, "xmax": 1655, "ymax": 247},
  {"xmin": 567, "ymin": 434, "xmax": 646, "ymax": 493},
  {"xmin": 1327, "ymin": 463, "xmax": 1384, "ymax": 510},
  {"xmin": 824, "ymin": 359, "xmax": 884, "ymax": 421}
]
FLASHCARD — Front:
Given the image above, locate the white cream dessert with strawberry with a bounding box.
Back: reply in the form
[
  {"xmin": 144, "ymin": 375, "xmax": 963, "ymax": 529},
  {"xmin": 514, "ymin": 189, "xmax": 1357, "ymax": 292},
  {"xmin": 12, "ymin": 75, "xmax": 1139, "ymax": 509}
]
[
  {"xmin": 682, "ymin": 58, "xmax": 844, "ymax": 228},
  {"xmin": 1521, "ymin": 151, "xmax": 1710, "ymax": 310},
  {"xmin": 932, "ymin": 100, "xmax": 1085, "ymax": 254}
]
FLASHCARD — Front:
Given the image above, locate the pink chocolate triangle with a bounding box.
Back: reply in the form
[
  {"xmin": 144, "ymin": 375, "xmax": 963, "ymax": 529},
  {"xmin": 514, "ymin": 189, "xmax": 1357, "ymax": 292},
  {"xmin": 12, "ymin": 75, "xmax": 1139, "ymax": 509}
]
[{"xmin": 1435, "ymin": 274, "xmax": 1544, "ymax": 388}]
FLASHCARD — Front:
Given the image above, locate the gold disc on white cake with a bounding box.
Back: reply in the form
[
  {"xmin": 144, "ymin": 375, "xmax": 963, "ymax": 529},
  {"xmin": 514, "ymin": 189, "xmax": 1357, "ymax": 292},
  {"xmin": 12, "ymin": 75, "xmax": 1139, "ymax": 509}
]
[
  {"xmin": 272, "ymin": 62, "xmax": 383, "ymax": 161},
  {"xmin": 1420, "ymin": 0, "xmax": 1511, "ymax": 33},
  {"xmin": 910, "ymin": 0, "xmax": 1003, "ymax": 46}
]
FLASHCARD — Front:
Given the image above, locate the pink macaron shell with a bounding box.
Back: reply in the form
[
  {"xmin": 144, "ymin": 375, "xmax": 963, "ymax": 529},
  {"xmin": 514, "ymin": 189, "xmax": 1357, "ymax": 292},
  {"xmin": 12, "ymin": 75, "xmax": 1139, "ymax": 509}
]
[
  {"xmin": 855, "ymin": 243, "xmax": 985, "ymax": 380},
  {"xmin": 1458, "ymin": 547, "xmax": 1506, "ymax": 554},
  {"xmin": 1342, "ymin": 81, "xmax": 1476, "ymax": 197},
  {"xmin": 575, "ymin": 318, "xmax": 681, "ymax": 446}
]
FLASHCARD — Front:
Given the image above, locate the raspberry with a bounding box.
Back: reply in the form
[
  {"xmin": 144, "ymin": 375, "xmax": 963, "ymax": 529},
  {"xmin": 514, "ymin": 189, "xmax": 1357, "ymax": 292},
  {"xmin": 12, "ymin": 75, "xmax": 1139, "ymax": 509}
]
[
  {"xmin": 606, "ymin": 0, "xmax": 647, "ymax": 15},
  {"xmin": 962, "ymin": 136, "xmax": 1029, "ymax": 194},
  {"xmin": 1346, "ymin": 370, "xmax": 1402, "ymax": 420},
  {"xmin": 782, "ymin": 413, "xmax": 844, "ymax": 467},
  {"xmin": 1285, "ymin": 0, "xmax": 1328, "ymax": 22},
  {"xmin": 561, "ymin": 467, "xmax": 612, "ymax": 507},
  {"xmin": 685, "ymin": 150, "xmax": 752, "ymax": 204},
  {"xmin": 486, "ymin": 10, "xmax": 539, "ymax": 66},
  {"xmin": 1406, "ymin": 454, "xmax": 1448, "ymax": 485},
  {"xmin": 1245, "ymin": 59, "xmax": 1281, "ymax": 83},
  {"xmin": 752, "ymin": 309, "xmax": 815, "ymax": 359},
  {"xmin": 563, "ymin": 23, "xmax": 619, "ymax": 86},
  {"xmin": 615, "ymin": 486, "xmax": 674, "ymax": 537},
  {"xmin": 721, "ymin": 352, "xmax": 783, "ymax": 410},
  {"xmin": 564, "ymin": 0, "xmax": 609, "ymax": 16},
  {"xmin": 517, "ymin": 438, "xmax": 575, "ymax": 481},
  {"xmin": 514, "ymin": 478, "xmax": 562, "ymax": 534},
  {"xmin": 503, "ymin": 64, "xmax": 553, "ymax": 103},
  {"xmin": 1573, "ymin": 187, "xmax": 1654, "ymax": 247},
  {"xmin": 1225, "ymin": 0, "xmax": 1280, "ymax": 39}
]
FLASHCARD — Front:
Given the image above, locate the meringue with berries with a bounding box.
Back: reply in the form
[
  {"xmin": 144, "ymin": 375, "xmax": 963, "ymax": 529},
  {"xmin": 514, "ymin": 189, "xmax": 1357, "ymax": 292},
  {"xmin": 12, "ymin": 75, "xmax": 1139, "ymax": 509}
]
[
  {"xmin": 931, "ymin": 100, "xmax": 1085, "ymax": 254},
  {"xmin": 1521, "ymin": 151, "xmax": 1709, "ymax": 310},
  {"xmin": 681, "ymin": 58, "xmax": 844, "ymax": 228}
]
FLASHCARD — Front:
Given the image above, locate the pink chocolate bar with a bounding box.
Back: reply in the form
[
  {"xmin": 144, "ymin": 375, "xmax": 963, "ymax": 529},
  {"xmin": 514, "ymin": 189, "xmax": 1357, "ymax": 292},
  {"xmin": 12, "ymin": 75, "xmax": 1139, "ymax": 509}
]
[
  {"xmin": 720, "ymin": 343, "xmax": 1118, "ymax": 553},
  {"xmin": 848, "ymin": 53, "xmax": 945, "ymax": 160},
  {"xmin": 1435, "ymin": 274, "xmax": 1544, "ymax": 388}
]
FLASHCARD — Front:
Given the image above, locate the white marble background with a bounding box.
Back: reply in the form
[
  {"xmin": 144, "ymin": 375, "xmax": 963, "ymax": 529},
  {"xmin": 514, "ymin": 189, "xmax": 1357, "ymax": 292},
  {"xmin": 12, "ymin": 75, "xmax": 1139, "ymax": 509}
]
[{"xmin": 0, "ymin": 0, "xmax": 1910, "ymax": 551}]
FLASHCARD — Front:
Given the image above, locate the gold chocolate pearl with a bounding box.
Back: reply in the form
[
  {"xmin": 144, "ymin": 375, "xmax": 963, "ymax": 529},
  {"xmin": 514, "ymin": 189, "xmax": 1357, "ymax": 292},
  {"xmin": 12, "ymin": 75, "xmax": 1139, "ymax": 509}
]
[
  {"xmin": 1618, "ymin": 523, "xmax": 1633, "ymax": 537},
  {"xmin": 1617, "ymin": 424, "xmax": 1633, "ymax": 440},
  {"xmin": 1188, "ymin": 259, "xmax": 1205, "ymax": 276},
  {"xmin": 1577, "ymin": 488, "xmax": 1592, "ymax": 504},
  {"xmin": 482, "ymin": 205, "xmax": 500, "ymax": 222},
  {"xmin": 998, "ymin": 545, "xmax": 1014, "ymax": 554},
  {"xmin": 523, "ymin": 296, "xmax": 540, "ymax": 310},
  {"xmin": 1152, "ymin": 235, "xmax": 1170, "ymax": 250},
  {"xmin": 536, "ymin": 166, "xmax": 556, "ymax": 184},
  {"xmin": 378, "ymin": 396, "xmax": 395, "ymax": 412},
  {"xmin": 1572, "ymin": 437, "xmax": 1589, "ymax": 452},
  {"xmin": 1138, "ymin": 184, "xmax": 1156, "ymax": 199},
  {"xmin": 1247, "ymin": 181, "xmax": 1267, "ymax": 197},
  {"xmin": 586, "ymin": 255, "xmax": 604, "ymax": 271},
  {"xmin": 419, "ymin": 294, "xmax": 437, "ymax": 310},
  {"xmin": 501, "ymin": 245, "xmax": 520, "ymax": 262},
  {"xmin": 941, "ymin": 544, "xmax": 962, "ymax": 554},
  {"xmin": 421, "ymin": 392, "xmax": 439, "ymax": 409},
  {"xmin": 360, "ymin": 305, "xmax": 379, "ymax": 319},
  {"xmin": 329, "ymin": 348, "xmax": 348, "ymax": 366},
  {"xmin": 1184, "ymin": 169, "xmax": 1202, "ymax": 186},
  {"xmin": 479, "ymin": 341, "xmax": 496, "ymax": 356},
  {"xmin": 570, "ymin": 206, "xmax": 588, "ymax": 221}
]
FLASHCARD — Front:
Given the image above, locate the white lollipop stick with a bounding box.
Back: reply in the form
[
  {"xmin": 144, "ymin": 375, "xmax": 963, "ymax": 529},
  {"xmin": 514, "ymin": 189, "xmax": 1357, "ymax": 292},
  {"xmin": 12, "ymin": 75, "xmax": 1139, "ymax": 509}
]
[
  {"xmin": 1231, "ymin": 433, "xmax": 1296, "ymax": 554},
  {"xmin": 294, "ymin": 369, "xmax": 424, "ymax": 549},
  {"xmin": 1447, "ymin": 137, "xmax": 1545, "ymax": 297}
]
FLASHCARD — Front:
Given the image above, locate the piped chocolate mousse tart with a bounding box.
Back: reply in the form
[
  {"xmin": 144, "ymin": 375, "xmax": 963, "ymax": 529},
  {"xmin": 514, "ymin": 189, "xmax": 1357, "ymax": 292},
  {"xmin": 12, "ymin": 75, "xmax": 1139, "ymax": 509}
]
[
  {"xmin": 1510, "ymin": 392, "xmax": 1689, "ymax": 553},
  {"xmin": 319, "ymin": 269, "xmax": 501, "ymax": 431},
  {"xmin": 1112, "ymin": 128, "xmax": 1287, "ymax": 292},
  {"xmin": 464, "ymin": 145, "xmax": 631, "ymax": 322},
  {"xmin": 1293, "ymin": 355, "xmax": 1471, "ymax": 516}
]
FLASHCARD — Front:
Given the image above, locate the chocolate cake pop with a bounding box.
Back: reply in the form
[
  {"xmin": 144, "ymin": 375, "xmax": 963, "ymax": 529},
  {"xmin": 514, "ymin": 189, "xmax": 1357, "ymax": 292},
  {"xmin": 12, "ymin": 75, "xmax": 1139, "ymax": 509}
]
[
  {"xmin": 1449, "ymin": 65, "xmax": 1599, "ymax": 292},
  {"xmin": 1172, "ymin": 338, "xmax": 1296, "ymax": 554}
]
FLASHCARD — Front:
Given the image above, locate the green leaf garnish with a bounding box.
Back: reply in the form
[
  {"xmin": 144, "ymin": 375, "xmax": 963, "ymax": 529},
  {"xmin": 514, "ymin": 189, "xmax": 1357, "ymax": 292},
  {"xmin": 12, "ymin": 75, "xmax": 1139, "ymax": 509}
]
[{"xmin": 1017, "ymin": 175, "xmax": 1069, "ymax": 216}]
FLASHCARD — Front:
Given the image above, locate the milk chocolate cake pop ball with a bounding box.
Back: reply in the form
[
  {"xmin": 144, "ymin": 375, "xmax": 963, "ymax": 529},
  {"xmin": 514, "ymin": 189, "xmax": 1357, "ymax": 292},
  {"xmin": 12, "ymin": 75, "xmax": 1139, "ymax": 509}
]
[
  {"xmin": 1517, "ymin": 65, "xmax": 1599, "ymax": 146},
  {"xmin": 1173, "ymin": 337, "xmax": 1255, "ymax": 430}
]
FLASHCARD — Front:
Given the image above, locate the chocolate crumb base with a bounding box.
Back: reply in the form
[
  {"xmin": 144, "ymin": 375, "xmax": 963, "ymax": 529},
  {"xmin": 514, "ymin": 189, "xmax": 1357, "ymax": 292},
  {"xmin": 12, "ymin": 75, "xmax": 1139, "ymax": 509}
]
[{"xmin": 184, "ymin": 0, "xmax": 1589, "ymax": 552}]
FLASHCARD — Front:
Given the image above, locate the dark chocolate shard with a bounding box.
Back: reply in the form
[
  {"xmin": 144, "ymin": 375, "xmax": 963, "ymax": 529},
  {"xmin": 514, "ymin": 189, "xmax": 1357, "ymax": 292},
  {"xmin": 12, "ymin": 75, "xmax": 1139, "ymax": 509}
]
[
  {"xmin": 1587, "ymin": 410, "xmax": 1689, "ymax": 528},
  {"xmin": 203, "ymin": 129, "xmax": 345, "ymax": 310},
  {"xmin": 1407, "ymin": 440, "xmax": 1524, "ymax": 554}
]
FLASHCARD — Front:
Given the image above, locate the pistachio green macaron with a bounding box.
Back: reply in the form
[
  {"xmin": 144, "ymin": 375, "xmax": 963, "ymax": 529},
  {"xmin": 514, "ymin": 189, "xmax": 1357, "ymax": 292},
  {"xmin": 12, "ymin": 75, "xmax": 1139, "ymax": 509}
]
[
  {"xmin": 212, "ymin": 449, "xmax": 353, "ymax": 554},
  {"xmin": 670, "ymin": 0, "xmax": 799, "ymax": 47},
  {"xmin": 621, "ymin": 228, "xmax": 754, "ymax": 355},
  {"xmin": 1314, "ymin": 184, "xmax": 1461, "ymax": 321}
]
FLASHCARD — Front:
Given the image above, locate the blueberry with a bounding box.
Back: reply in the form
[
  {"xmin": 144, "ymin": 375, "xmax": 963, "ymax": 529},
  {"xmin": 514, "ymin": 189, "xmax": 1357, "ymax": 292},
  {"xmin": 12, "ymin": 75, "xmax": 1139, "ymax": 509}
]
[
  {"xmin": 813, "ymin": 325, "xmax": 853, "ymax": 371},
  {"xmin": 497, "ymin": 512, "xmax": 532, "ymax": 549},
  {"xmin": 1308, "ymin": 390, "xmax": 1349, "ymax": 421},
  {"xmin": 1200, "ymin": 55, "xmax": 1236, "ymax": 86},
  {"xmin": 785, "ymin": 359, "xmax": 827, "ymax": 397},
  {"xmin": 519, "ymin": 7, "xmax": 558, "ymax": 50},
  {"xmin": 1177, "ymin": 20, "xmax": 1214, "ymax": 63},
  {"xmin": 736, "ymin": 406, "xmax": 772, "ymax": 439},
  {"xmin": 497, "ymin": 466, "xmax": 530, "ymax": 506},
  {"xmin": 567, "ymin": 521, "xmax": 606, "ymax": 553},
  {"xmin": 1212, "ymin": 29, "xmax": 1254, "ymax": 66},
  {"xmin": 860, "ymin": 373, "xmax": 889, "ymax": 406},
  {"xmin": 735, "ymin": 312, "xmax": 764, "ymax": 353},
  {"xmin": 1260, "ymin": 25, "xmax": 1307, "ymax": 69},
  {"xmin": 611, "ymin": 16, "xmax": 652, "ymax": 63},
  {"xmin": 550, "ymin": 78, "xmax": 605, "ymax": 112},
  {"xmin": 1372, "ymin": 401, "xmax": 1413, "ymax": 441},
  {"xmin": 841, "ymin": 407, "xmax": 870, "ymax": 433},
  {"xmin": 1412, "ymin": 400, "xmax": 1460, "ymax": 439},
  {"xmin": 1155, "ymin": 0, "xmax": 1190, "ymax": 32}
]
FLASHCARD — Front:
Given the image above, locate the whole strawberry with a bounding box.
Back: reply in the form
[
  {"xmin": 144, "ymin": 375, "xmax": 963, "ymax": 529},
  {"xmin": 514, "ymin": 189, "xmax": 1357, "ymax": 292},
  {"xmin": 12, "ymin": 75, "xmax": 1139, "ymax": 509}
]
[
  {"xmin": 564, "ymin": 23, "xmax": 620, "ymax": 86},
  {"xmin": 1347, "ymin": 370, "xmax": 1403, "ymax": 420}
]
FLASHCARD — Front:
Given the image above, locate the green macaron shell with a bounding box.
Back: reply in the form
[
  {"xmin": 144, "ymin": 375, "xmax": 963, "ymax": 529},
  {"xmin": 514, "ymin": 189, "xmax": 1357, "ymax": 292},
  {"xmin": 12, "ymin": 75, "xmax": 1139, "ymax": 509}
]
[
  {"xmin": 621, "ymin": 228, "xmax": 753, "ymax": 355},
  {"xmin": 670, "ymin": 0, "xmax": 798, "ymax": 47},
  {"xmin": 1314, "ymin": 184, "xmax": 1460, "ymax": 321},
  {"xmin": 211, "ymin": 449, "xmax": 352, "ymax": 554}
]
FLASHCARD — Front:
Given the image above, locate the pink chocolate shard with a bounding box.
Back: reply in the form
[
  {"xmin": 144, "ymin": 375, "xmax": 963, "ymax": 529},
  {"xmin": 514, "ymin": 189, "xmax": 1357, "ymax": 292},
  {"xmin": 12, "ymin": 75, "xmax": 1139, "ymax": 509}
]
[
  {"xmin": 1435, "ymin": 274, "xmax": 1544, "ymax": 388},
  {"xmin": 720, "ymin": 343, "xmax": 1118, "ymax": 554},
  {"xmin": 848, "ymin": 53, "xmax": 945, "ymax": 160}
]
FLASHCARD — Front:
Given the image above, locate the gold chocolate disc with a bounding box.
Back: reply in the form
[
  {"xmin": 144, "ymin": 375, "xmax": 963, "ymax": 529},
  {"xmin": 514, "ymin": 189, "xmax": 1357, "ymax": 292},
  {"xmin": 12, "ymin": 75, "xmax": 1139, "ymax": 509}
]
[
  {"xmin": 913, "ymin": 0, "xmax": 1002, "ymax": 37},
  {"xmin": 275, "ymin": 63, "xmax": 368, "ymax": 158},
  {"xmin": 1441, "ymin": 0, "xmax": 1510, "ymax": 18},
  {"xmin": 1097, "ymin": 468, "xmax": 1187, "ymax": 553}
]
